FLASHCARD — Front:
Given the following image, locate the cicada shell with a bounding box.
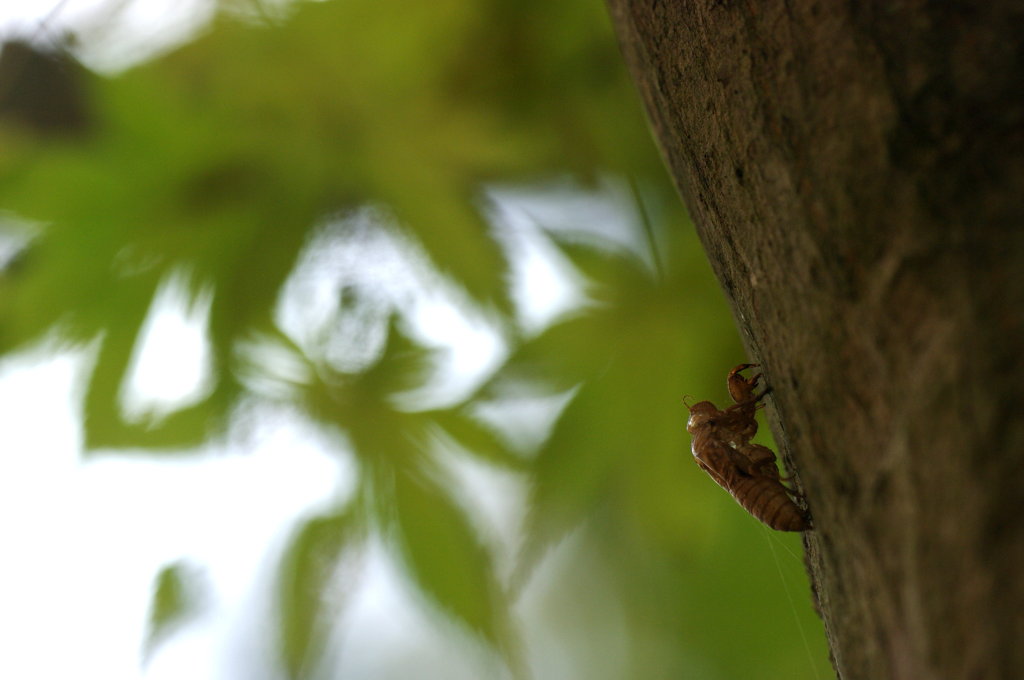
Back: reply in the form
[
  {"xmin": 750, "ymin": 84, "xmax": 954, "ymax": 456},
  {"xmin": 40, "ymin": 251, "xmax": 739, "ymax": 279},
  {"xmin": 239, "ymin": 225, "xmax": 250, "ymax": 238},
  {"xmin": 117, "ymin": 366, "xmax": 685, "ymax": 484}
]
[{"xmin": 685, "ymin": 364, "xmax": 811, "ymax": 531}]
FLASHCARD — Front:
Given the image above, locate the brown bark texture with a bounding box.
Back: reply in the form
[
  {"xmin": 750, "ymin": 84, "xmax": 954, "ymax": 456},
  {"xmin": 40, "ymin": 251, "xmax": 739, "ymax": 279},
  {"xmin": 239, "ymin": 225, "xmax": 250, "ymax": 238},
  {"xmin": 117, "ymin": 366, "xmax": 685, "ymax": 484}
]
[{"xmin": 607, "ymin": 2, "xmax": 1024, "ymax": 679}]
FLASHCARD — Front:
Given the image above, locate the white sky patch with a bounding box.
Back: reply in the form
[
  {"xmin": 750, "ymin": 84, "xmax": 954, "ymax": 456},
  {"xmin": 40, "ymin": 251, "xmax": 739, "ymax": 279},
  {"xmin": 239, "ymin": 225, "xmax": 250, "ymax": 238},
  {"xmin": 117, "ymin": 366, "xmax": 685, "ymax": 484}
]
[
  {"xmin": 0, "ymin": 214, "xmax": 41, "ymax": 272},
  {"xmin": 328, "ymin": 539, "xmax": 509, "ymax": 680},
  {"xmin": 486, "ymin": 196, "xmax": 585, "ymax": 335},
  {"xmin": 120, "ymin": 269, "xmax": 215, "ymax": 425},
  {"xmin": 0, "ymin": 0, "xmax": 216, "ymax": 73},
  {"xmin": 404, "ymin": 291, "xmax": 506, "ymax": 408},
  {"xmin": 0, "ymin": 346, "xmax": 348, "ymax": 680},
  {"xmin": 489, "ymin": 176, "xmax": 660, "ymax": 278},
  {"xmin": 275, "ymin": 213, "xmax": 409, "ymax": 375},
  {"xmin": 473, "ymin": 385, "xmax": 578, "ymax": 456},
  {"xmin": 275, "ymin": 209, "xmax": 508, "ymax": 408}
]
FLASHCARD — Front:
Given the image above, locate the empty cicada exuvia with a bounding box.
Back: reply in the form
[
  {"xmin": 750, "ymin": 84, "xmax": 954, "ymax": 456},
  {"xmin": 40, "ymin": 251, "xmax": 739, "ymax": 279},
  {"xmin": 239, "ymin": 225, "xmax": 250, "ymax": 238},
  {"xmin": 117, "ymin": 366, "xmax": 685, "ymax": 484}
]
[{"xmin": 685, "ymin": 364, "xmax": 811, "ymax": 531}]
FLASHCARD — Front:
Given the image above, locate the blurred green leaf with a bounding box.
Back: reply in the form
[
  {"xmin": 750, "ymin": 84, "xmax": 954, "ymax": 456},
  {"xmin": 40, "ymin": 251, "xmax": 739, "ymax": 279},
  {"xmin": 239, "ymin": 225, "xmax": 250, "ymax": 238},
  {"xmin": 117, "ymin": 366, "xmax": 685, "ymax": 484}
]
[
  {"xmin": 392, "ymin": 463, "xmax": 512, "ymax": 662},
  {"xmin": 431, "ymin": 406, "xmax": 526, "ymax": 470},
  {"xmin": 496, "ymin": 235, "xmax": 744, "ymax": 585},
  {"xmin": 144, "ymin": 561, "xmax": 204, "ymax": 664},
  {"xmin": 278, "ymin": 507, "xmax": 360, "ymax": 680}
]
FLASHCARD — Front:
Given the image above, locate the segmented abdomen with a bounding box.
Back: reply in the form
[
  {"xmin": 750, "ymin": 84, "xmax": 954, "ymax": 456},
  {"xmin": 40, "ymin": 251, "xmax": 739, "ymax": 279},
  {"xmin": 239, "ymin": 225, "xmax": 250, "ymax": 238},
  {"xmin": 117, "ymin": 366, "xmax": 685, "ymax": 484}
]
[{"xmin": 724, "ymin": 475, "xmax": 809, "ymax": 532}]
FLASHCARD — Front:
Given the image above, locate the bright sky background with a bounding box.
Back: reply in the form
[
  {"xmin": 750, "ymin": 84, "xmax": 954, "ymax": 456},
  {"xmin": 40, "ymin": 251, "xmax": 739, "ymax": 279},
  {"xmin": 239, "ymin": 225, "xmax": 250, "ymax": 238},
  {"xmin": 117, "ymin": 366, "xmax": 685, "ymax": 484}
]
[
  {"xmin": 0, "ymin": 4, "xmax": 660, "ymax": 678},
  {"xmin": 0, "ymin": 192, "xmax": 618, "ymax": 680},
  {"xmin": 0, "ymin": 48, "xmax": 650, "ymax": 680},
  {"xmin": 0, "ymin": 0, "xmax": 213, "ymax": 71}
]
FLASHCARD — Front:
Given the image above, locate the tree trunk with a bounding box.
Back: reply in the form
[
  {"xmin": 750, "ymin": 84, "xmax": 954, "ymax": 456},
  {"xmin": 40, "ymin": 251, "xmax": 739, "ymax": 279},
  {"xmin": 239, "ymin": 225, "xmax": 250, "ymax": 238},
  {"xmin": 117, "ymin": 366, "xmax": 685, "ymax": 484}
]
[{"xmin": 606, "ymin": 2, "xmax": 1024, "ymax": 679}]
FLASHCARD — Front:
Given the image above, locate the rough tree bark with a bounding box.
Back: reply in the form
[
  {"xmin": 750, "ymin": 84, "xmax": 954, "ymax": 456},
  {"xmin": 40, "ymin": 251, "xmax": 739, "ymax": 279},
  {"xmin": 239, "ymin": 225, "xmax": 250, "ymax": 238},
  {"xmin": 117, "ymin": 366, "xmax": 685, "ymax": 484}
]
[{"xmin": 606, "ymin": 3, "xmax": 1024, "ymax": 679}]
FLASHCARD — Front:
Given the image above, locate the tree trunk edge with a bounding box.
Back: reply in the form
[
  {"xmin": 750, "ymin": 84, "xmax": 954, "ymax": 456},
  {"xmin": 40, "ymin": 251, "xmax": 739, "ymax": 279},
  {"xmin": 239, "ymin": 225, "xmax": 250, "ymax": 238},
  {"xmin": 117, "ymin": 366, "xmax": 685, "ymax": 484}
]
[{"xmin": 607, "ymin": 2, "xmax": 1024, "ymax": 680}]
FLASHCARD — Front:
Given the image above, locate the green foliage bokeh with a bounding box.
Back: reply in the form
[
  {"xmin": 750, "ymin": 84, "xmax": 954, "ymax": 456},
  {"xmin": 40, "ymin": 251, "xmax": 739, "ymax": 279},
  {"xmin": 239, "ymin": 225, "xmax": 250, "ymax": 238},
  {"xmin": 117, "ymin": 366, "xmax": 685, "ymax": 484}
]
[{"xmin": 0, "ymin": 1, "xmax": 829, "ymax": 678}]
